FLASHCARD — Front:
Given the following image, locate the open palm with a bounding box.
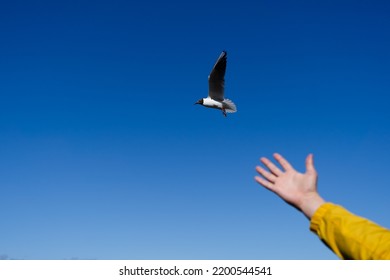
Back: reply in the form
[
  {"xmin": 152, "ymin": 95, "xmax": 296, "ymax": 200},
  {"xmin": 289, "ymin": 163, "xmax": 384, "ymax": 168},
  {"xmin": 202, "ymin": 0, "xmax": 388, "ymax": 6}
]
[{"xmin": 255, "ymin": 153, "xmax": 323, "ymax": 218}]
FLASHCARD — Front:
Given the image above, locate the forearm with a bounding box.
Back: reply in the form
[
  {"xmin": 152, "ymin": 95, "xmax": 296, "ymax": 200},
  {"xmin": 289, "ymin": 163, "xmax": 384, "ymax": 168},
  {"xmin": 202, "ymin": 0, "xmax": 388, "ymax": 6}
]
[{"xmin": 310, "ymin": 203, "xmax": 390, "ymax": 260}]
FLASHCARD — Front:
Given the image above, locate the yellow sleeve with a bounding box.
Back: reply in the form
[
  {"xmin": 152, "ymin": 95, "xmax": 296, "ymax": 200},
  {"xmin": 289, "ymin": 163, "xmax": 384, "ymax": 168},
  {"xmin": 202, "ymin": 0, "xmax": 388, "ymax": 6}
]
[{"xmin": 310, "ymin": 202, "xmax": 390, "ymax": 260}]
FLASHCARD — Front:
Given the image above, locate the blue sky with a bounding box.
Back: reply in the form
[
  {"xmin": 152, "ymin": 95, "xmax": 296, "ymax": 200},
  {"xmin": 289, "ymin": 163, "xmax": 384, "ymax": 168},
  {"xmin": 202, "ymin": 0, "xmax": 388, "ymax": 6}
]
[{"xmin": 1, "ymin": 0, "xmax": 389, "ymax": 259}]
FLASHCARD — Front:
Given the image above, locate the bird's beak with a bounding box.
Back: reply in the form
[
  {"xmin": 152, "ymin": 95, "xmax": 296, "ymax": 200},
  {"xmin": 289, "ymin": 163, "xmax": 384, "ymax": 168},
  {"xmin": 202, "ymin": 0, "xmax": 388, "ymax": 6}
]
[{"xmin": 194, "ymin": 99, "xmax": 202, "ymax": 105}]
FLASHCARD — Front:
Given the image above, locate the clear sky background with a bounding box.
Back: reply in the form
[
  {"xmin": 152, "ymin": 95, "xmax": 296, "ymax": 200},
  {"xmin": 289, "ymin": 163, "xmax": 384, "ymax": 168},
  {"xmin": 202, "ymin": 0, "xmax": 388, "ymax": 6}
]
[{"xmin": 1, "ymin": 0, "xmax": 389, "ymax": 260}]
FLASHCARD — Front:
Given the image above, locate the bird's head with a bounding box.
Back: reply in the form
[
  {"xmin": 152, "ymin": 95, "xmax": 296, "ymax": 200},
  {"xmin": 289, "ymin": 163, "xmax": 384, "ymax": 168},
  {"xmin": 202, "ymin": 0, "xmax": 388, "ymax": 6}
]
[{"xmin": 194, "ymin": 98, "xmax": 204, "ymax": 105}]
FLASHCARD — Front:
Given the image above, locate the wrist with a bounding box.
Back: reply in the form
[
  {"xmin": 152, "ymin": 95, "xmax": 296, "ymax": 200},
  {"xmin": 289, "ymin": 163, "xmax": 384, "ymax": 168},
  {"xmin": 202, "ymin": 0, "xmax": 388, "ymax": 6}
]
[{"xmin": 299, "ymin": 192, "xmax": 325, "ymax": 219}]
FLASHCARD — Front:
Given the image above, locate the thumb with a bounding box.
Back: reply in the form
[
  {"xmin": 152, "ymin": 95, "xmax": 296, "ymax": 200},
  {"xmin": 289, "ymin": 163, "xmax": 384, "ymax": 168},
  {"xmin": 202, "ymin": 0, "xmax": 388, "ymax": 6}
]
[{"xmin": 305, "ymin": 153, "xmax": 316, "ymax": 174}]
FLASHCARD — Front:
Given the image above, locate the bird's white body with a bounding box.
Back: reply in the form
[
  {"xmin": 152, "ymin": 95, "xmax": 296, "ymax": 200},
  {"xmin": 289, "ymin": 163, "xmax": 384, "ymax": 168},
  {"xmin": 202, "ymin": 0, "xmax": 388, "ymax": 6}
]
[
  {"xmin": 195, "ymin": 51, "xmax": 237, "ymax": 117},
  {"xmin": 202, "ymin": 97, "xmax": 237, "ymax": 112},
  {"xmin": 202, "ymin": 97, "xmax": 223, "ymax": 109}
]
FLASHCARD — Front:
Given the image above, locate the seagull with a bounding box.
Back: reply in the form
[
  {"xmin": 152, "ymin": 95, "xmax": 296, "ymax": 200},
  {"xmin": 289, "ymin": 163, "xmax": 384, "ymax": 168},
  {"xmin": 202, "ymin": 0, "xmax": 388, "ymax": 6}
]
[{"xmin": 195, "ymin": 51, "xmax": 237, "ymax": 117}]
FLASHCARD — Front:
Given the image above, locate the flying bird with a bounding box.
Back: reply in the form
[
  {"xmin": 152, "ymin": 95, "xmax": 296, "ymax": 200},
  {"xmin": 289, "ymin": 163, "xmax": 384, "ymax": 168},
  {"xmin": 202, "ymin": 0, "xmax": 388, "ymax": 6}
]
[{"xmin": 195, "ymin": 51, "xmax": 237, "ymax": 117}]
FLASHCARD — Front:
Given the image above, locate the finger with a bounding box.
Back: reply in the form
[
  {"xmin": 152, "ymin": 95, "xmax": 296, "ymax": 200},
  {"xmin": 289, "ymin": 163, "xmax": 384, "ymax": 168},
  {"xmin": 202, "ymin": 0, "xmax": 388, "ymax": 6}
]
[
  {"xmin": 260, "ymin": 157, "xmax": 283, "ymax": 176},
  {"xmin": 254, "ymin": 176, "xmax": 274, "ymax": 192},
  {"xmin": 256, "ymin": 166, "xmax": 277, "ymax": 183},
  {"xmin": 273, "ymin": 153, "xmax": 294, "ymax": 171},
  {"xmin": 305, "ymin": 153, "xmax": 316, "ymax": 174}
]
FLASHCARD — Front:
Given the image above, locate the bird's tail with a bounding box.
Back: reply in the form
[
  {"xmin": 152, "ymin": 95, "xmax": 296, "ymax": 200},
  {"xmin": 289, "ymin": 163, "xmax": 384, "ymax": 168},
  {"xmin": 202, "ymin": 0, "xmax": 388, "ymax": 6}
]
[{"xmin": 223, "ymin": 99, "xmax": 237, "ymax": 113}]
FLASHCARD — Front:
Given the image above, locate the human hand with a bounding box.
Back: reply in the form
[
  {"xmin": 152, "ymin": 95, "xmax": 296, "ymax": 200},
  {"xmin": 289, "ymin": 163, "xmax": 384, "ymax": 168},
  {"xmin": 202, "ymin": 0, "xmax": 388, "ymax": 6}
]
[{"xmin": 255, "ymin": 153, "xmax": 325, "ymax": 219}]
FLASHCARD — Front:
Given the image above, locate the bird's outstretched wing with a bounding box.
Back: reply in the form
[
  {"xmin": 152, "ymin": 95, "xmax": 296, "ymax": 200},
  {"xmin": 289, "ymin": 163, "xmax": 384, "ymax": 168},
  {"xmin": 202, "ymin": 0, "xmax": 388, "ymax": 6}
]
[{"xmin": 208, "ymin": 51, "xmax": 227, "ymax": 102}]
